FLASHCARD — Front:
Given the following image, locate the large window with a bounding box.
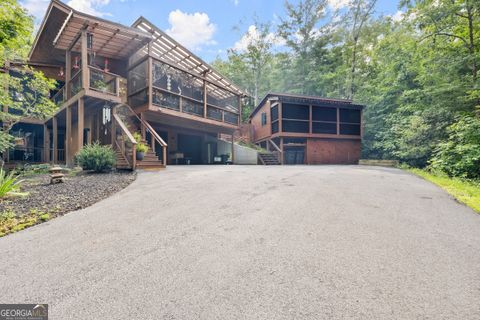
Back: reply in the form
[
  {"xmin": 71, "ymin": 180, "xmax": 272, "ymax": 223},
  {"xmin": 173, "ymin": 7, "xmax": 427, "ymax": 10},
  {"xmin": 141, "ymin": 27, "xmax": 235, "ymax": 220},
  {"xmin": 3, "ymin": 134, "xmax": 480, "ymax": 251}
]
[{"xmin": 339, "ymin": 108, "xmax": 361, "ymax": 135}]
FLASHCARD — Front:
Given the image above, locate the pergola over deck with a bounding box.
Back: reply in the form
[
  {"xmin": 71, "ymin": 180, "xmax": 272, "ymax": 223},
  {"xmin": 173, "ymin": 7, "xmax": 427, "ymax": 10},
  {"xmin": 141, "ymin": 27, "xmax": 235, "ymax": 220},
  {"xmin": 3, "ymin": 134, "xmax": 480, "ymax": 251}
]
[
  {"xmin": 126, "ymin": 17, "xmax": 249, "ymax": 133},
  {"xmin": 29, "ymin": 0, "xmax": 152, "ymax": 67},
  {"xmin": 132, "ymin": 17, "xmax": 245, "ymax": 98}
]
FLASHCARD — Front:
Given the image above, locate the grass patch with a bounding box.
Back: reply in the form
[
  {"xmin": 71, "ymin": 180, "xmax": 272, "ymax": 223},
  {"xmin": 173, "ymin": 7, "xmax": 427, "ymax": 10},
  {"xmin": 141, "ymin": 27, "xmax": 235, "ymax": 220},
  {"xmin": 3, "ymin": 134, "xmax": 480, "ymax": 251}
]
[
  {"xmin": 0, "ymin": 209, "xmax": 53, "ymax": 237},
  {"xmin": 407, "ymin": 168, "xmax": 480, "ymax": 213}
]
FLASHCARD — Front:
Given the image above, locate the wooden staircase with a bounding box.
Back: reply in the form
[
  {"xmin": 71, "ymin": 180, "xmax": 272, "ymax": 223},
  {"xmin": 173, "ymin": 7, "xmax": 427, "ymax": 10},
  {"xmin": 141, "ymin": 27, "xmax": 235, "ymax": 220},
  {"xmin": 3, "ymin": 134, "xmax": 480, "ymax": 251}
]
[
  {"xmin": 115, "ymin": 149, "xmax": 131, "ymax": 170},
  {"xmin": 258, "ymin": 152, "xmax": 281, "ymax": 165},
  {"xmin": 112, "ymin": 103, "xmax": 168, "ymax": 171},
  {"xmin": 136, "ymin": 149, "xmax": 165, "ymax": 170},
  {"xmin": 115, "ymin": 148, "xmax": 164, "ymax": 170}
]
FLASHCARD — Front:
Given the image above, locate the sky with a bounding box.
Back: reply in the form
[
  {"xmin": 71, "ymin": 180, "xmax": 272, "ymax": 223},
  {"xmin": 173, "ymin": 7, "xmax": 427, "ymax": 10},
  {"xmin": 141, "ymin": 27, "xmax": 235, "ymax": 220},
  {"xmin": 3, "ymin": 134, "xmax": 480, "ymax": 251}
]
[{"xmin": 21, "ymin": 0, "xmax": 401, "ymax": 63}]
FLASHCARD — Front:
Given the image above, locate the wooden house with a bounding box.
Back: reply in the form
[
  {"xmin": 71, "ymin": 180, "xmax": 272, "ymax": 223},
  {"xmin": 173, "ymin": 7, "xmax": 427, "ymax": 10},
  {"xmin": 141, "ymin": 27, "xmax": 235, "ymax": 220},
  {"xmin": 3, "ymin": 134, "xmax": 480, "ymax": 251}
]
[
  {"xmin": 4, "ymin": 0, "xmax": 246, "ymax": 169},
  {"xmin": 249, "ymin": 93, "xmax": 364, "ymax": 165}
]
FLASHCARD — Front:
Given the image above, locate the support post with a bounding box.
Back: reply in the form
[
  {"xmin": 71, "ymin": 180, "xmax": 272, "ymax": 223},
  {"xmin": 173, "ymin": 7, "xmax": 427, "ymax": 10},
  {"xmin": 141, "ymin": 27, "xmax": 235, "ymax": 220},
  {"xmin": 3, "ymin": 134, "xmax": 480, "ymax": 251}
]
[
  {"xmin": 336, "ymin": 107, "xmax": 340, "ymax": 135},
  {"xmin": 53, "ymin": 116, "xmax": 58, "ymax": 163},
  {"xmin": 65, "ymin": 50, "xmax": 71, "ymax": 99},
  {"xmin": 162, "ymin": 146, "xmax": 167, "ymax": 166},
  {"xmin": 140, "ymin": 112, "xmax": 146, "ymax": 141},
  {"xmin": 280, "ymin": 137, "xmax": 284, "ymax": 165},
  {"xmin": 238, "ymin": 96, "xmax": 242, "ymax": 126},
  {"xmin": 203, "ymin": 80, "xmax": 207, "ymax": 118},
  {"xmin": 278, "ymin": 101, "xmax": 283, "ymax": 133},
  {"xmin": 148, "ymin": 55, "xmax": 153, "ymax": 107},
  {"xmin": 231, "ymin": 132, "xmax": 235, "ymax": 164},
  {"xmin": 43, "ymin": 125, "xmax": 49, "ymax": 163},
  {"xmin": 96, "ymin": 111, "xmax": 100, "ymax": 141},
  {"xmin": 66, "ymin": 106, "xmax": 72, "ymax": 166},
  {"xmin": 78, "ymin": 98, "xmax": 84, "ymax": 151},
  {"xmin": 81, "ymin": 30, "xmax": 89, "ymax": 91},
  {"xmin": 111, "ymin": 117, "xmax": 116, "ymax": 146},
  {"xmin": 309, "ymin": 104, "xmax": 312, "ymax": 134}
]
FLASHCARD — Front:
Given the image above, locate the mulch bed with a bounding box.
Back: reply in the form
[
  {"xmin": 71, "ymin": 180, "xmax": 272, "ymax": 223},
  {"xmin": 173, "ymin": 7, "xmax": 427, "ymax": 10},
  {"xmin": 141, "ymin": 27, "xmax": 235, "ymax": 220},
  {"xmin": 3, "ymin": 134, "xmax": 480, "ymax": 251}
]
[{"xmin": 0, "ymin": 171, "xmax": 136, "ymax": 217}]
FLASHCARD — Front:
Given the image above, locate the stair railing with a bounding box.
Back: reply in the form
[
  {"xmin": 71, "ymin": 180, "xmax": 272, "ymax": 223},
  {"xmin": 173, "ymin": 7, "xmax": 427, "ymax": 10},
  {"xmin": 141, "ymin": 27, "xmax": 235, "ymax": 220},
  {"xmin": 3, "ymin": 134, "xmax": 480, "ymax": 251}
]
[
  {"xmin": 112, "ymin": 112, "xmax": 137, "ymax": 169},
  {"xmin": 267, "ymin": 139, "xmax": 283, "ymax": 164},
  {"xmin": 114, "ymin": 103, "xmax": 168, "ymax": 166}
]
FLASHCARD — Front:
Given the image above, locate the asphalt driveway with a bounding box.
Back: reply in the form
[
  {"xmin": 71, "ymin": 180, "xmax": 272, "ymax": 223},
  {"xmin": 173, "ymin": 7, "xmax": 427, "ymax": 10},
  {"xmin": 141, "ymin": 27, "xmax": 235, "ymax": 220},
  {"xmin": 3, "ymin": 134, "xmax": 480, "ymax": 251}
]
[{"xmin": 1, "ymin": 165, "xmax": 479, "ymax": 319}]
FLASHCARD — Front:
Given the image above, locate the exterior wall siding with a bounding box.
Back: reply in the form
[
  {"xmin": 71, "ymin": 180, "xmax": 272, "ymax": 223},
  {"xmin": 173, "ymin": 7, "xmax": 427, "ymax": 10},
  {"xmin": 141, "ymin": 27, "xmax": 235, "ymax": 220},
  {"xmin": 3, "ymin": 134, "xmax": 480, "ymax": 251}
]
[
  {"xmin": 306, "ymin": 138, "xmax": 361, "ymax": 164},
  {"xmin": 250, "ymin": 101, "xmax": 271, "ymax": 142}
]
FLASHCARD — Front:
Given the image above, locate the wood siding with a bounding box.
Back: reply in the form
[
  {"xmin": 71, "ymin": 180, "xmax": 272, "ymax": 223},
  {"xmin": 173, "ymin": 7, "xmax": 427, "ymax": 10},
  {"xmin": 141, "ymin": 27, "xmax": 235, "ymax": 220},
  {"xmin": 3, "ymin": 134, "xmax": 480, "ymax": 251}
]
[
  {"xmin": 251, "ymin": 100, "xmax": 271, "ymax": 142},
  {"xmin": 306, "ymin": 138, "xmax": 361, "ymax": 164}
]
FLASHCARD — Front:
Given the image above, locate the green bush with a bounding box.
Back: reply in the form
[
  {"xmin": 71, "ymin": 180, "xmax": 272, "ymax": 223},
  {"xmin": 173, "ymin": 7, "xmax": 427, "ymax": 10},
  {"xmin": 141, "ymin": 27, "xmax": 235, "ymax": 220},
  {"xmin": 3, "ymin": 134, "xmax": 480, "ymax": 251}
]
[
  {"xmin": 0, "ymin": 167, "xmax": 26, "ymax": 198},
  {"xmin": 75, "ymin": 143, "xmax": 116, "ymax": 172},
  {"xmin": 430, "ymin": 115, "xmax": 480, "ymax": 179}
]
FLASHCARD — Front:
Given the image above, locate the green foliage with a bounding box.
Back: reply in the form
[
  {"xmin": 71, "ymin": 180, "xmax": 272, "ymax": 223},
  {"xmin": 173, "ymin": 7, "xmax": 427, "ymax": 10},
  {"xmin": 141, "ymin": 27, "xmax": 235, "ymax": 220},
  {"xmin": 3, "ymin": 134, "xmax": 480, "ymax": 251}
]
[
  {"xmin": 133, "ymin": 132, "xmax": 149, "ymax": 153},
  {"xmin": 430, "ymin": 115, "xmax": 480, "ymax": 179},
  {"xmin": 75, "ymin": 143, "xmax": 116, "ymax": 172},
  {"xmin": 0, "ymin": 0, "xmax": 58, "ymax": 153},
  {"xmin": 0, "ymin": 166, "xmax": 26, "ymax": 198}
]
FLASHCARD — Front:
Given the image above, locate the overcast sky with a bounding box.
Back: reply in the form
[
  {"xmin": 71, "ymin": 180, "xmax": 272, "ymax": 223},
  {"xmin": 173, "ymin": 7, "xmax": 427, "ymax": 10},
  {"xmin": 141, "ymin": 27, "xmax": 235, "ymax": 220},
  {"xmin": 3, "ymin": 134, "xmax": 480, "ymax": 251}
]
[{"xmin": 22, "ymin": 0, "xmax": 401, "ymax": 62}]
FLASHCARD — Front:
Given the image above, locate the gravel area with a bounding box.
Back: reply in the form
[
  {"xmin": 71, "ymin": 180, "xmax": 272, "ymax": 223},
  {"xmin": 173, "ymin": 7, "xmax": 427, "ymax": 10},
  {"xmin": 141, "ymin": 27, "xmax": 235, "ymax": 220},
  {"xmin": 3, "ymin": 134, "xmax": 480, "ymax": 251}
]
[{"xmin": 0, "ymin": 171, "xmax": 136, "ymax": 217}]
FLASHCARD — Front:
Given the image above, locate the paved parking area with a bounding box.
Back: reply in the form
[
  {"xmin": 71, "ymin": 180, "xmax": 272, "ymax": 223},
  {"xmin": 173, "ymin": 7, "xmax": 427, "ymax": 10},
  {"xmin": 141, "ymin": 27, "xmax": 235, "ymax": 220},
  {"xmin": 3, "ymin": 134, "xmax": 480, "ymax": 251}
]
[{"xmin": 0, "ymin": 165, "xmax": 479, "ymax": 319}]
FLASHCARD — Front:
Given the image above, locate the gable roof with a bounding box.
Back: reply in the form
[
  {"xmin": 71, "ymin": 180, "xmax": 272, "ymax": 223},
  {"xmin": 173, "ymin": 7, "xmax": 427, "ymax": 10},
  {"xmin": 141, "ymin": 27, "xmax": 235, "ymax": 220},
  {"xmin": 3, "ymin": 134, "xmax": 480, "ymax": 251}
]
[{"xmin": 29, "ymin": 0, "xmax": 151, "ymax": 65}]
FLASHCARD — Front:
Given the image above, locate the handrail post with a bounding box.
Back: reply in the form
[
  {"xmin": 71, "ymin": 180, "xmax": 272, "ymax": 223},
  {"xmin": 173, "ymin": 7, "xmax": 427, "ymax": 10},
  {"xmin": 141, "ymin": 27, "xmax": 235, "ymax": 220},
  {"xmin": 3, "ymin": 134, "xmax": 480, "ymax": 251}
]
[
  {"xmin": 162, "ymin": 145, "xmax": 167, "ymax": 165},
  {"xmin": 132, "ymin": 144, "xmax": 137, "ymax": 169}
]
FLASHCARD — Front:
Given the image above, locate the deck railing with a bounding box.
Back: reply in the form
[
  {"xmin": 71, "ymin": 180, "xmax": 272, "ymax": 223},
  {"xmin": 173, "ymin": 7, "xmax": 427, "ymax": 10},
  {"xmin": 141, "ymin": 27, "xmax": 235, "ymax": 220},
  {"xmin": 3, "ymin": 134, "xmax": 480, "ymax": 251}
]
[
  {"xmin": 150, "ymin": 86, "xmax": 239, "ymax": 126},
  {"xmin": 51, "ymin": 87, "xmax": 65, "ymax": 107},
  {"xmin": 89, "ymin": 66, "xmax": 119, "ymax": 96},
  {"xmin": 112, "ymin": 112, "xmax": 137, "ymax": 169},
  {"xmin": 267, "ymin": 139, "xmax": 283, "ymax": 165}
]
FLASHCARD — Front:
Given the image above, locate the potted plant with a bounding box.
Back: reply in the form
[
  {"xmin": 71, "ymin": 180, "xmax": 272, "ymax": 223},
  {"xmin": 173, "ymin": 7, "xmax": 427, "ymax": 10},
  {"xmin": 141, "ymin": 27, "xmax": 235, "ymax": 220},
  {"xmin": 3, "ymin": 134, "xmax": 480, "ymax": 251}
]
[
  {"xmin": 92, "ymin": 79, "xmax": 108, "ymax": 93},
  {"xmin": 133, "ymin": 132, "xmax": 149, "ymax": 160}
]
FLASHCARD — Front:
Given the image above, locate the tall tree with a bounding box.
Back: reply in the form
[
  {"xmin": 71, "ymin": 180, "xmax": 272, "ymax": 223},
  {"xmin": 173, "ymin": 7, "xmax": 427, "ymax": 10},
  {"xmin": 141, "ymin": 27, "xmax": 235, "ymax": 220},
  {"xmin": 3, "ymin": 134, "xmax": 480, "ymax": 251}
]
[
  {"xmin": 278, "ymin": 0, "xmax": 328, "ymax": 94},
  {"xmin": 0, "ymin": 0, "xmax": 56, "ymax": 153},
  {"xmin": 213, "ymin": 20, "xmax": 275, "ymax": 119},
  {"xmin": 343, "ymin": 0, "xmax": 378, "ymax": 99}
]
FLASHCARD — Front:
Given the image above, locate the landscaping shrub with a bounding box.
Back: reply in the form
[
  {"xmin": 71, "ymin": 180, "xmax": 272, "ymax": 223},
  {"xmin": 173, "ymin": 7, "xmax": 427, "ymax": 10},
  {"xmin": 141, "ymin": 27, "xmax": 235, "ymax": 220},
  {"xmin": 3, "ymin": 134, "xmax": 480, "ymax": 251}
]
[
  {"xmin": 0, "ymin": 167, "xmax": 26, "ymax": 198},
  {"xmin": 75, "ymin": 143, "xmax": 116, "ymax": 172},
  {"xmin": 430, "ymin": 115, "xmax": 480, "ymax": 179}
]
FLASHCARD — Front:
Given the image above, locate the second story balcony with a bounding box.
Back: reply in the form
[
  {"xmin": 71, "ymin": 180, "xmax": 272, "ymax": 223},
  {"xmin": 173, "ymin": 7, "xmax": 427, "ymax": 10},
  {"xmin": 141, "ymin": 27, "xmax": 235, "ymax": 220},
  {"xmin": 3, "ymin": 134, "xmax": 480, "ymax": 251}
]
[{"xmin": 51, "ymin": 64, "xmax": 123, "ymax": 107}]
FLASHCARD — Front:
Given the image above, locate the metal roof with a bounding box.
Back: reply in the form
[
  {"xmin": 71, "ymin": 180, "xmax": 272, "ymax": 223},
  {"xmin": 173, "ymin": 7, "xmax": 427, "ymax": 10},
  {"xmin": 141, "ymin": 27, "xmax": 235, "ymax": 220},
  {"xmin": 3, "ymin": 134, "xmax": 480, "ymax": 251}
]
[
  {"xmin": 132, "ymin": 17, "xmax": 247, "ymax": 97},
  {"xmin": 250, "ymin": 92, "xmax": 365, "ymax": 118}
]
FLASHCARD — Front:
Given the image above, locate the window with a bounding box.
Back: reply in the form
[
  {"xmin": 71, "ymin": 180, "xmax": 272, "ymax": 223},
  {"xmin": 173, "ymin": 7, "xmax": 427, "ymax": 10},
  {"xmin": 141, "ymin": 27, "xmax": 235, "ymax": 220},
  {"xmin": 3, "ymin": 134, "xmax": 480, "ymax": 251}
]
[{"xmin": 261, "ymin": 112, "xmax": 267, "ymax": 126}]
